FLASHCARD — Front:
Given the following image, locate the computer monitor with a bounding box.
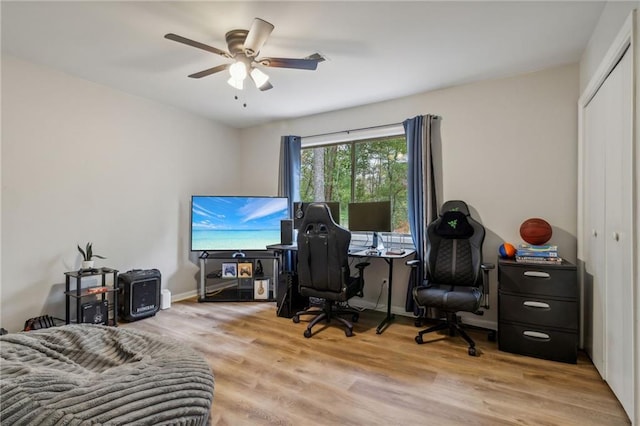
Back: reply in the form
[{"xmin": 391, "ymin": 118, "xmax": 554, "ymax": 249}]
[
  {"xmin": 348, "ymin": 201, "xmax": 392, "ymax": 249},
  {"xmin": 293, "ymin": 202, "xmax": 341, "ymax": 229}
]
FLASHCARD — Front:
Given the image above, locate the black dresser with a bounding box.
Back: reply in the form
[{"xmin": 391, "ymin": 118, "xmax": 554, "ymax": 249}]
[{"xmin": 498, "ymin": 259, "xmax": 578, "ymax": 363}]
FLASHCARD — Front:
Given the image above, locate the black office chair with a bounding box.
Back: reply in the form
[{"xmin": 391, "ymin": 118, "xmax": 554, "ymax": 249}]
[
  {"xmin": 292, "ymin": 203, "xmax": 369, "ymax": 338},
  {"xmin": 409, "ymin": 200, "xmax": 494, "ymax": 356}
]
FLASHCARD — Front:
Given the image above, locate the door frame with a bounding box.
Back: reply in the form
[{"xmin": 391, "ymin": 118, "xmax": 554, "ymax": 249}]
[{"xmin": 577, "ymin": 10, "xmax": 638, "ymax": 425}]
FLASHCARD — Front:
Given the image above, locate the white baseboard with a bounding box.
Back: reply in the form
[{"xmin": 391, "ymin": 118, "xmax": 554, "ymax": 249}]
[
  {"xmin": 348, "ymin": 299, "xmax": 414, "ymax": 318},
  {"xmin": 349, "ymin": 300, "xmax": 498, "ymax": 331},
  {"xmin": 167, "ymin": 291, "xmax": 498, "ymax": 331},
  {"xmin": 171, "ymin": 290, "xmax": 197, "ymax": 302},
  {"xmin": 458, "ymin": 314, "xmax": 497, "ymax": 331}
]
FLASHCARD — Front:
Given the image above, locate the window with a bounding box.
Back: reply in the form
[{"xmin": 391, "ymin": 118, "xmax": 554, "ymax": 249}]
[{"xmin": 300, "ymin": 134, "xmax": 408, "ymax": 233}]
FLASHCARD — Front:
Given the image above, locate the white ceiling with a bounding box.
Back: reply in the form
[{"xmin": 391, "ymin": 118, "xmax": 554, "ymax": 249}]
[{"xmin": 2, "ymin": 1, "xmax": 606, "ymax": 129}]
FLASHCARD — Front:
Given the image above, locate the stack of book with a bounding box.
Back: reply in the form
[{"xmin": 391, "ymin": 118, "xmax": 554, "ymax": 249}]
[{"xmin": 515, "ymin": 243, "xmax": 562, "ymax": 264}]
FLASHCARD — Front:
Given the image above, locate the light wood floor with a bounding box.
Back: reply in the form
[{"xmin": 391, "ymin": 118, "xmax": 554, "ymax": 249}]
[{"xmin": 120, "ymin": 299, "xmax": 630, "ymax": 425}]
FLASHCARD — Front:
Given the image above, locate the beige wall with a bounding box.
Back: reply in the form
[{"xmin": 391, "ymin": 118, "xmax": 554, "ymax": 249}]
[
  {"xmin": 1, "ymin": 55, "xmax": 240, "ymax": 332},
  {"xmin": 239, "ymin": 63, "xmax": 580, "ymax": 329},
  {"xmin": 579, "ymin": 1, "xmax": 640, "ymax": 93},
  {"xmin": 1, "ymin": 58, "xmax": 581, "ymax": 332}
]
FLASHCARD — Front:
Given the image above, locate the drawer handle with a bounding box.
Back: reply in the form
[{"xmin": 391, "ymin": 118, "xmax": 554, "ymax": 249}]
[
  {"xmin": 523, "ymin": 271, "xmax": 550, "ymax": 278},
  {"xmin": 523, "ymin": 330, "xmax": 551, "ymax": 341},
  {"xmin": 523, "ymin": 301, "xmax": 550, "ymax": 309}
]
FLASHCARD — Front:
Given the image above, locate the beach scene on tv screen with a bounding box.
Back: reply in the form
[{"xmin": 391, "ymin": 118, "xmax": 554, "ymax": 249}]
[{"xmin": 192, "ymin": 196, "xmax": 288, "ymax": 251}]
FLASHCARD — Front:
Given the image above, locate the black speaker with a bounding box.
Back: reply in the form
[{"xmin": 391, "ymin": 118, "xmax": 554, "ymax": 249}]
[
  {"xmin": 81, "ymin": 300, "xmax": 109, "ymax": 325},
  {"xmin": 118, "ymin": 269, "xmax": 161, "ymax": 322},
  {"xmin": 280, "ymin": 219, "xmax": 294, "ymax": 245},
  {"xmin": 276, "ymin": 272, "xmax": 308, "ymax": 318}
]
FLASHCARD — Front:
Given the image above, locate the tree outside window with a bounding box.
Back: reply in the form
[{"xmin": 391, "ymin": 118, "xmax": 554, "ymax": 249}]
[{"xmin": 300, "ymin": 136, "xmax": 408, "ymax": 233}]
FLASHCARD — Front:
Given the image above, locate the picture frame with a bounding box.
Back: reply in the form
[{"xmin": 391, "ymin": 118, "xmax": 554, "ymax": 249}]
[
  {"xmin": 221, "ymin": 262, "xmax": 237, "ymax": 278},
  {"xmin": 238, "ymin": 262, "xmax": 253, "ymax": 278},
  {"xmin": 254, "ymin": 278, "xmax": 269, "ymax": 300}
]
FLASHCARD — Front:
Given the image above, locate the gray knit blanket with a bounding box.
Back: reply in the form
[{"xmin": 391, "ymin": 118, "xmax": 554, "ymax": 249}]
[{"xmin": 1, "ymin": 324, "xmax": 214, "ymax": 425}]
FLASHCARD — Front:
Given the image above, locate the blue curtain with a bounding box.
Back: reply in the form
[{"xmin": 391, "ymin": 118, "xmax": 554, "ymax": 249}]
[
  {"xmin": 278, "ymin": 135, "xmax": 301, "ymax": 214},
  {"xmin": 404, "ymin": 115, "xmax": 442, "ymax": 313},
  {"xmin": 278, "ymin": 135, "xmax": 301, "ymax": 269}
]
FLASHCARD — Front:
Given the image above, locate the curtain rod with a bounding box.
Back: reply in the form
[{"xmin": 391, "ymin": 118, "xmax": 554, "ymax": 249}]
[
  {"xmin": 301, "ymin": 122, "xmax": 402, "ymax": 139},
  {"xmin": 300, "ymin": 115, "xmax": 441, "ymax": 140}
]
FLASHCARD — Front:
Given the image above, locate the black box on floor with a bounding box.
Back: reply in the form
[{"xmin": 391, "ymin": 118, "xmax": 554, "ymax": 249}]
[
  {"xmin": 81, "ymin": 300, "xmax": 109, "ymax": 325},
  {"xmin": 276, "ymin": 272, "xmax": 308, "ymax": 318},
  {"xmin": 118, "ymin": 269, "xmax": 161, "ymax": 322}
]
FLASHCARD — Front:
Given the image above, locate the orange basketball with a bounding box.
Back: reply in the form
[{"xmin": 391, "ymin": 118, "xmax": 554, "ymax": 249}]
[{"xmin": 520, "ymin": 218, "xmax": 552, "ymax": 245}]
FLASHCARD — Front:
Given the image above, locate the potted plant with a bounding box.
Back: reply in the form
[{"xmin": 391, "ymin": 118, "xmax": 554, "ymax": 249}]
[{"xmin": 77, "ymin": 242, "xmax": 106, "ymax": 270}]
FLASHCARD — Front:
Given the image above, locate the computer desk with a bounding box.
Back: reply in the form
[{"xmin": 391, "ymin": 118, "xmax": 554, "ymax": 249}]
[
  {"xmin": 267, "ymin": 243, "xmax": 416, "ymax": 334},
  {"xmin": 349, "ymin": 248, "xmax": 416, "ymax": 334}
]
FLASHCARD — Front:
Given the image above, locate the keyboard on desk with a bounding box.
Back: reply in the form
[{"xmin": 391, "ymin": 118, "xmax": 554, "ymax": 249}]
[{"xmin": 349, "ymin": 248, "xmax": 382, "ymax": 257}]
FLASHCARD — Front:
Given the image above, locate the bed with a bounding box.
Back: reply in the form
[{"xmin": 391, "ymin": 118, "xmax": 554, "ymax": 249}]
[{"xmin": 0, "ymin": 324, "xmax": 214, "ymax": 425}]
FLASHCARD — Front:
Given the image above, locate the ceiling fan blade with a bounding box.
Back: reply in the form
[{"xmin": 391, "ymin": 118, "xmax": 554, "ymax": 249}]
[
  {"xmin": 165, "ymin": 33, "xmax": 231, "ymax": 58},
  {"xmin": 258, "ymin": 57, "xmax": 319, "ymax": 70},
  {"xmin": 305, "ymin": 53, "xmax": 326, "ymax": 63},
  {"xmin": 188, "ymin": 64, "xmax": 229, "ymax": 79},
  {"xmin": 243, "ymin": 18, "xmax": 274, "ymax": 56}
]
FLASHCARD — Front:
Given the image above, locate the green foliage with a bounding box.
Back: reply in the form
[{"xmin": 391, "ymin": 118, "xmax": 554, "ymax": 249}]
[
  {"xmin": 300, "ymin": 136, "xmax": 409, "ymax": 232},
  {"xmin": 77, "ymin": 242, "xmax": 106, "ymax": 261}
]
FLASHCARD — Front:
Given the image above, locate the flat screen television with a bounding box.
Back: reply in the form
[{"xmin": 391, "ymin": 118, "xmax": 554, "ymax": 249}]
[
  {"xmin": 191, "ymin": 195, "xmax": 289, "ymax": 252},
  {"xmin": 293, "ymin": 201, "xmax": 340, "ymax": 229}
]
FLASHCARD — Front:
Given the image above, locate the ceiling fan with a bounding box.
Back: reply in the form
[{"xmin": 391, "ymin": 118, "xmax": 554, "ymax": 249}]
[{"xmin": 165, "ymin": 18, "xmax": 324, "ymax": 91}]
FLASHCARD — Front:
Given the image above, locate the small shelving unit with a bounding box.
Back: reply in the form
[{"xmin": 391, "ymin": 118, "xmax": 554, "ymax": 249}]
[
  {"xmin": 198, "ymin": 252, "xmax": 278, "ymax": 302},
  {"xmin": 64, "ymin": 267, "xmax": 119, "ymax": 326}
]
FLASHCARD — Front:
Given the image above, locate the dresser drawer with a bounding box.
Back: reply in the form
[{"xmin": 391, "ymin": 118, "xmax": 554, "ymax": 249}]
[
  {"xmin": 498, "ymin": 322, "xmax": 578, "ymax": 364},
  {"xmin": 499, "ymin": 292, "xmax": 578, "ymax": 330},
  {"xmin": 498, "ymin": 261, "xmax": 577, "ymax": 298}
]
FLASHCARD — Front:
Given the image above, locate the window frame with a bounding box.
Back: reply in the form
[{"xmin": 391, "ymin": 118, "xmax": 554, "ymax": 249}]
[{"xmin": 300, "ymin": 125, "xmax": 412, "ymax": 247}]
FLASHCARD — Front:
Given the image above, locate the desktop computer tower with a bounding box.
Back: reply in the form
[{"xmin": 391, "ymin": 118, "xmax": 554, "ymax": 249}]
[
  {"xmin": 276, "ymin": 272, "xmax": 307, "ymax": 318},
  {"xmin": 118, "ymin": 269, "xmax": 161, "ymax": 322}
]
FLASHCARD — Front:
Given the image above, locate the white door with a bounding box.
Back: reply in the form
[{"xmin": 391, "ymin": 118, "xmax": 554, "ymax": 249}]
[
  {"xmin": 584, "ymin": 45, "xmax": 634, "ymax": 420},
  {"xmin": 583, "ymin": 76, "xmax": 607, "ymax": 376},
  {"xmin": 602, "ymin": 47, "xmax": 634, "ymax": 420}
]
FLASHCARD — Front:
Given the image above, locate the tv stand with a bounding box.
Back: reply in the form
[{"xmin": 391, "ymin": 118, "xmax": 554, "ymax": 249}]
[{"xmin": 198, "ymin": 251, "xmax": 277, "ymax": 302}]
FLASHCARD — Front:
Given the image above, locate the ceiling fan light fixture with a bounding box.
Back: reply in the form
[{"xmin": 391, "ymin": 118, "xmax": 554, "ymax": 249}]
[
  {"xmin": 165, "ymin": 17, "xmax": 323, "ymax": 93},
  {"xmin": 227, "ymin": 76, "xmax": 244, "ymax": 90},
  {"xmin": 250, "ymin": 68, "xmax": 270, "ymax": 89},
  {"xmin": 229, "ymin": 61, "xmax": 247, "ymax": 80}
]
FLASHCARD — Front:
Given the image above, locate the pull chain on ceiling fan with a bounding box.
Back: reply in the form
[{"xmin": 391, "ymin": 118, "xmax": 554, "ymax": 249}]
[{"xmin": 165, "ymin": 17, "xmax": 324, "ymax": 91}]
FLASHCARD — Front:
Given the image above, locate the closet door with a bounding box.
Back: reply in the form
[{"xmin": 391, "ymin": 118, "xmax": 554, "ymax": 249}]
[
  {"xmin": 602, "ymin": 47, "xmax": 633, "ymax": 417},
  {"xmin": 584, "ymin": 45, "xmax": 634, "ymax": 419},
  {"xmin": 580, "ymin": 12, "xmax": 637, "ymax": 423},
  {"xmin": 583, "ymin": 79, "xmax": 606, "ymax": 376}
]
